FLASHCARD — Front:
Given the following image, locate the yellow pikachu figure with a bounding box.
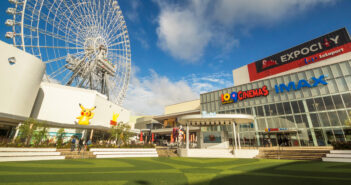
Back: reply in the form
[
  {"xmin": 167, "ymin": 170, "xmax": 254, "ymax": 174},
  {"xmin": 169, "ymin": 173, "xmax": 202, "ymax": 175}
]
[
  {"xmin": 76, "ymin": 104, "xmax": 96, "ymax": 125},
  {"xmin": 110, "ymin": 113, "xmax": 119, "ymax": 126}
]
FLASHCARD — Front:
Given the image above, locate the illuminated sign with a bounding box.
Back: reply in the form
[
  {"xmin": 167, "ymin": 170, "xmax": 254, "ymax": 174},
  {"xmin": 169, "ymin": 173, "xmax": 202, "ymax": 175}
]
[
  {"xmin": 265, "ymin": 128, "xmax": 288, "ymax": 132},
  {"xmin": 221, "ymin": 86, "xmax": 269, "ymax": 104},
  {"xmin": 275, "ymin": 75, "xmax": 328, "ymax": 94}
]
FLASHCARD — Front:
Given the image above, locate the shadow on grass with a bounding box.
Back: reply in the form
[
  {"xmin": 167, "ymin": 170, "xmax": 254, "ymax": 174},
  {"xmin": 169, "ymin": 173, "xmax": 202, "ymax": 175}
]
[{"xmin": 189, "ymin": 160, "xmax": 351, "ymax": 185}]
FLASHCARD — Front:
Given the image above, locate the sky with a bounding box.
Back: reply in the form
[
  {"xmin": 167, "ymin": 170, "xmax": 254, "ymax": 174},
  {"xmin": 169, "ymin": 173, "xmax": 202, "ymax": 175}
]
[{"xmin": 1, "ymin": 0, "xmax": 351, "ymax": 115}]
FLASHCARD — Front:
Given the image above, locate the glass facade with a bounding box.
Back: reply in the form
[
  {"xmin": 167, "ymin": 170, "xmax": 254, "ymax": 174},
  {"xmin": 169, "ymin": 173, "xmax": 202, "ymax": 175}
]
[{"xmin": 200, "ymin": 59, "xmax": 351, "ymax": 147}]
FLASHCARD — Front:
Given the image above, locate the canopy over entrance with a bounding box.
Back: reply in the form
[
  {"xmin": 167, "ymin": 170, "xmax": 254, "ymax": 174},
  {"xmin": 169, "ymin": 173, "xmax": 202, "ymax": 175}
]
[
  {"xmin": 177, "ymin": 114, "xmax": 255, "ymax": 155},
  {"xmin": 178, "ymin": 114, "xmax": 254, "ymax": 126}
]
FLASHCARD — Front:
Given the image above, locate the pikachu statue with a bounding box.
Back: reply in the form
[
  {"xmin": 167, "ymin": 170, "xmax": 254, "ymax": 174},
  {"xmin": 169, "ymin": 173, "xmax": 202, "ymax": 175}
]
[
  {"xmin": 76, "ymin": 104, "xmax": 96, "ymax": 125},
  {"xmin": 110, "ymin": 113, "xmax": 119, "ymax": 126}
]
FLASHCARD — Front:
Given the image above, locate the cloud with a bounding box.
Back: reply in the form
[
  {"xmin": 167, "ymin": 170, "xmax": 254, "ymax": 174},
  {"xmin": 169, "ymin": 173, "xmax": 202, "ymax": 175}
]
[
  {"xmin": 155, "ymin": 0, "xmax": 334, "ymax": 62},
  {"xmin": 123, "ymin": 68, "xmax": 233, "ymax": 115},
  {"xmin": 156, "ymin": 4, "xmax": 211, "ymax": 61},
  {"xmin": 123, "ymin": 68, "xmax": 198, "ymax": 115},
  {"xmin": 125, "ymin": 0, "xmax": 142, "ymax": 22}
]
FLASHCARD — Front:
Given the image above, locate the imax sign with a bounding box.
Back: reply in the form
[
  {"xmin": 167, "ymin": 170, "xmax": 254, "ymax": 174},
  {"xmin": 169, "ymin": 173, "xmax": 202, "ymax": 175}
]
[{"xmin": 274, "ymin": 75, "xmax": 328, "ymax": 93}]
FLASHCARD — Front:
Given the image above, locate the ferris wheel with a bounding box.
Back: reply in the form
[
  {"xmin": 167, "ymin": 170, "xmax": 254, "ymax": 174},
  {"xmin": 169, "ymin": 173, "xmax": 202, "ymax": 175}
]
[{"xmin": 5, "ymin": 0, "xmax": 132, "ymax": 105}]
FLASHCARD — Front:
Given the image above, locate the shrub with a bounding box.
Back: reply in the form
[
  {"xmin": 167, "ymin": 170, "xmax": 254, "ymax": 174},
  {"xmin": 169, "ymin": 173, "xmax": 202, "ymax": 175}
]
[{"xmin": 331, "ymin": 141, "xmax": 351, "ymax": 150}]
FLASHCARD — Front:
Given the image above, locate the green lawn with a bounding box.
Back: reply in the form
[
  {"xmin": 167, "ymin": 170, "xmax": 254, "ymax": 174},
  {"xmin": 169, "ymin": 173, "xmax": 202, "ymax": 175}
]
[{"xmin": 0, "ymin": 158, "xmax": 350, "ymax": 185}]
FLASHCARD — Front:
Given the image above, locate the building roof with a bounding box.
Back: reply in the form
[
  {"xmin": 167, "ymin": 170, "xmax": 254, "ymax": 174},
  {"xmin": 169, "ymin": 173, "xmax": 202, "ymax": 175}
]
[
  {"xmin": 178, "ymin": 114, "xmax": 254, "ymax": 125},
  {"xmin": 153, "ymin": 109, "xmax": 201, "ymax": 121}
]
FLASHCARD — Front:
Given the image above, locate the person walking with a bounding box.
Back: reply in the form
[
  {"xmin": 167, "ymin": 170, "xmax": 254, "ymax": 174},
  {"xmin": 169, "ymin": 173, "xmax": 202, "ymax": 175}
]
[
  {"xmin": 78, "ymin": 138, "xmax": 83, "ymax": 154},
  {"xmin": 71, "ymin": 136, "xmax": 76, "ymax": 151}
]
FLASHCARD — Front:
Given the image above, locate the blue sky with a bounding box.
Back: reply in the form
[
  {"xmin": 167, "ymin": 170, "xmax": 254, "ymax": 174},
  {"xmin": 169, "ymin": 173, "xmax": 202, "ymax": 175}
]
[{"xmin": 1, "ymin": 0, "xmax": 351, "ymax": 115}]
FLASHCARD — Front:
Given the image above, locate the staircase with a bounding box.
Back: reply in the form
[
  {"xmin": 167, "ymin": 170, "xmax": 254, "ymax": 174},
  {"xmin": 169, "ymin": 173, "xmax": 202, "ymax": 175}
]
[
  {"xmin": 0, "ymin": 148, "xmax": 65, "ymax": 162},
  {"xmin": 322, "ymin": 150, "xmax": 351, "ymax": 162},
  {"xmin": 256, "ymin": 148, "xmax": 331, "ymax": 160},
  {"xmin": 57, "ymin": 149, "xmax": 96, "ymax": 159},
  {"xmin": 90, "ymin": 148, "xmax": 158, "ymax": 158},
  {"xmin": 179, "ymin": 149, "xmax": 234, "ymax": 158}
]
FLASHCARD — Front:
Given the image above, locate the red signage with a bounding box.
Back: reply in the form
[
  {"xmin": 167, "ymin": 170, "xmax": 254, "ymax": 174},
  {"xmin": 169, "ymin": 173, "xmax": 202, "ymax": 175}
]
[{"xmin": 248, "ymin": 28, "xmax": 351, "ymax": 82}]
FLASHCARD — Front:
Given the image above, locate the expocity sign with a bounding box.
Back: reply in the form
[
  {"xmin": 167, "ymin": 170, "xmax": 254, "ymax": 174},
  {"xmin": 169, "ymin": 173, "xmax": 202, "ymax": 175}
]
[
  {"xmin": 247, "ymin": 28, "xmax": 351, "ymax": 82},
  {"xmin": 274, "ymin": 75, "xmax": 328, "ymax": 94},
  {"xmin": 221, "ymin": 86, "xmax": 269, "ymax": 104}
]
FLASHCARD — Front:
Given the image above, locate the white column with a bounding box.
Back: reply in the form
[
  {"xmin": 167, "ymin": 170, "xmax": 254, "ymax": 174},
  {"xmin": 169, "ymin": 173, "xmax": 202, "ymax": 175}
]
[
  {"xmin": 237, "ymin": 130, "xmax": 241, "ymax": 150},
  {"xmin": 232, "ymin": 121, "xmax": 238, "ymax": 151},
  {"xmin": 12, "ymin": 123, "xmax": 21, "ymax": 142},
  {"xmin": 186, "ymin": 123, "xmax": 189, "ymax": 151}
]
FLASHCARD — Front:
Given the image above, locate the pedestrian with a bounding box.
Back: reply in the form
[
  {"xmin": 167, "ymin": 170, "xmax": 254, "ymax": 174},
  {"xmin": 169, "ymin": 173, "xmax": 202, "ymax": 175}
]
[
  {"xmin": 78, "ymin": 138, "xmax": 83, "ymax": 154},
  {"xmin": 71, "ymin": 136, "xmax": 76, "ymax": 151}
]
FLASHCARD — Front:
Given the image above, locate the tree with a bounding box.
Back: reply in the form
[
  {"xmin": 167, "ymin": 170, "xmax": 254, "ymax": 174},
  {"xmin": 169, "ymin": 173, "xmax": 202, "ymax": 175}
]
[
  {"xmin": 17, "ymin": 118, "xmax": 48, "ymax": 146},
  {"xmin": 17, "ymin": 118, "xmax": 38, "ymax": 146},
  {"xmin": 109, "ymin": 123, "xmax": 132, "ymax": 146},
  {"xmin": 56, "ymin": 128, "xmax": 65, "ymax": 148},
  {"xmin": 33, "ymin": 122, "xmax": 48, "ymax": 146}
]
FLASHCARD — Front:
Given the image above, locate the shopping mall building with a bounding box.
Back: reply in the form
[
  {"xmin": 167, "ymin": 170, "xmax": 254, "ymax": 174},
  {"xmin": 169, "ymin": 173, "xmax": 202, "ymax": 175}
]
[{"xmin": 200, "ymin": 28, "xmax": 351, "ymax": 147}]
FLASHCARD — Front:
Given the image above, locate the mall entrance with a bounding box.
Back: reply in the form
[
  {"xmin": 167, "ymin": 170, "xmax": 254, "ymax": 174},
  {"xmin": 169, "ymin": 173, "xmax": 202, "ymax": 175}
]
[{"xmin": 260, "ymin": 131, "xmax": 300, "ymax": 147}]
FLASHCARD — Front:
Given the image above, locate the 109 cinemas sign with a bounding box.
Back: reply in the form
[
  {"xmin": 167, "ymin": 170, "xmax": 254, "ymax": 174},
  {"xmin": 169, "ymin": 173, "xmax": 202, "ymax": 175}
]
[{"xmin": 255, "ymin": 28, "xmax": 351, "ymax": 73}]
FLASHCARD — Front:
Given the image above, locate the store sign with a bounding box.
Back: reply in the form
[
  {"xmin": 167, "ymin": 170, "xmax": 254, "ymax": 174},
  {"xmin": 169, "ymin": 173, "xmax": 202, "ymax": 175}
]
[
  {"xmin": 247, "ymin": 28, "xmax": 351, "ymax": 82},
  {"xmin": 274, "ymin": 75, "xmax": 328, "ymax": 94},
  {"xmin": 254, "ymin": 28, "xmax": 350, "ymax": 73},
  {"xmin": 265, "ymin": 128, "xmax": 288, "ymax": 132},
  {"xmin": 221, "ymin": 86, "xmax": 269, "ymax": 104}
]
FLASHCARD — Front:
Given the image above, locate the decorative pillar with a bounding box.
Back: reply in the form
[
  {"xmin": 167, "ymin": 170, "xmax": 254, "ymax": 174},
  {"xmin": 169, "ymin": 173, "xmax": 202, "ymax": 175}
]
[
  {"xmin": 232, "ymin": 121, "xmax": 238, "ymax": 151},
  {"xmin": 90, "ymin": 129, "xmax": 94, "ymax": 140},
  {"xmin": 303, "ymin": 100, "xmax": 318, "ymax": 146},
  {"xmin": 237, "ymin": 129, "xmax": 241, "ymax": 150},
  {"xmin": 12, "ymin": 123, "xmax": 21, "ymax": 142}
]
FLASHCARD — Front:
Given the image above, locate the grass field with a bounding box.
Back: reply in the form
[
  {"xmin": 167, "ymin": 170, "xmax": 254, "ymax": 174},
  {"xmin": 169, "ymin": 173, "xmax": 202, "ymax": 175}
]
[{"xmin": 0, "ymin": 158, "xmax": 350, "ymax": 185}]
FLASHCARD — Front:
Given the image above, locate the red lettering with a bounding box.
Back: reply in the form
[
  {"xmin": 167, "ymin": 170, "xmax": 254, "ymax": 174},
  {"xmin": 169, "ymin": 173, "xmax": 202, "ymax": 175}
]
[
  {"xmin": 248, "ymin": 90, "xmax": 253, "ymax": 98},
  {"xmin": 262, "ymin": 85, "xmax": 269, "ymax": 96},
  {"xmin": 243, "ymin": 91, "xmax": 248, "ymax": 99},
  {"xmin": 221, "ymin": 94, "xmax": 224, "ymax": 102},
  {"xmin": 253, "ymin": 89, "xmax": 258, "ymax": 97},
  {"xmin": 258, "ymin": 89, "xmax": 263, "ymax": 96},
  {"xmin": 238, "ymin": 91, "xmax": 243, "ymax": 100}
]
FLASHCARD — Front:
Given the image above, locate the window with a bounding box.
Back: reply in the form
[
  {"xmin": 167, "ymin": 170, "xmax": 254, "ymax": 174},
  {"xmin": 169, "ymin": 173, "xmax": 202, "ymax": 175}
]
[
  {"xmin": 310, "ymin": 113, "xmax": 321, "ymax": 127},
  {"xmin": 277, "ymin": 103, "xmax": 284, "ymax": 115},
  {"xmin": 246, "ymin": 108, "xmax": 252, "ymax": 115},
  {"xmin": 298, "ymin": 101, "xmax": 305, "ymax": 112},
  {"xmin": 256, "ymin": 106, "xmax": 264, "ymax": 117},
  {"xmin": 328, "ymin": 111, "xmax": 340, "ymax": 126},
  {"xmin": 306, "ymin": 99, "xmax": 316, "ymax": 112},
  {"xmin": 269, "ymin": 104, "xmax": 277, "ymax": 116},
  {"xmin": 323, "ymin": 96, "xmax": 335, "ymax": 110},
  {"xmin": 342, "ymin": 93, "xmax": 351, "ymax": 108},
  {"xmin": 301, "ymin": 114, "xmax": 309, "ymax": 128},
  {"xmin": 283, "ymin": 102, "xmax": 292, "ymax": 114},
  {"xmin": 291, "ymin": 101, "xmax": 300, "ymax": 113},
  {"xmin": 314, "ymin": 98, "xmax": 326, "ymax": 111},
  {"xmin": 332, "ymin": 95, "xmax": 344, "ymax": 109},
  {"xmin": 338, "ymin": 111, "xmax": 349, "ymax": 126},
  {"xmin": 294, "ymin": 115, "xmax": 304, "ymax": 128},
  {"xmin": 319, "ymin": 112, "xmax": 331, "ymax": 127},
  {"xmin": 286, "ymin": 116, "xmax": 295, "ymax": 128}
]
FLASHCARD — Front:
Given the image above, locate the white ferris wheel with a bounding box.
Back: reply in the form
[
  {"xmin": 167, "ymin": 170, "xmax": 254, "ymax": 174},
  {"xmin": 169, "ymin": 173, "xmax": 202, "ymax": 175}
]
[{"xmin": 5, "ymin": 0, "xmax": 132, "ymax": 105}]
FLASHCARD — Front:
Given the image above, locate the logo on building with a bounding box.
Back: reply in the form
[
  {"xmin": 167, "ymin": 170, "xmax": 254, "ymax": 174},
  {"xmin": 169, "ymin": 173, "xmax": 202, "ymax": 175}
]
[
  {"xmin": 221, "ymin": 86, "xmax": 269, "ymax": 104},
  {"xmin": 274, "ymin": 75, "xmax": 328, "ymax": 94},
  {"xmin": 262, "ymin": 59, "xmax": 278, "ymax": 69}
]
